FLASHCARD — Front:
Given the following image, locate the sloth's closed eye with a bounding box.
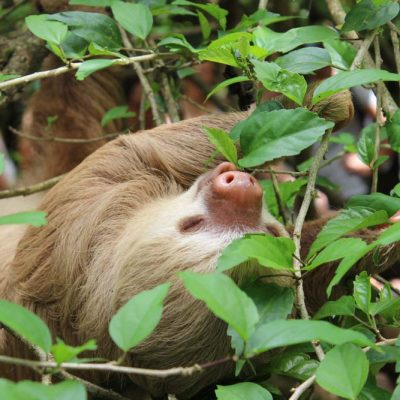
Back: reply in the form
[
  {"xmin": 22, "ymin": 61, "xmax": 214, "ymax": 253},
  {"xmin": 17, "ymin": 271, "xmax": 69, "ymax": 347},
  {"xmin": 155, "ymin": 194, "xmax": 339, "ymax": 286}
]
[{"xmin": 178, "ymin": 216, "xmax": 205, "ymax": 233}]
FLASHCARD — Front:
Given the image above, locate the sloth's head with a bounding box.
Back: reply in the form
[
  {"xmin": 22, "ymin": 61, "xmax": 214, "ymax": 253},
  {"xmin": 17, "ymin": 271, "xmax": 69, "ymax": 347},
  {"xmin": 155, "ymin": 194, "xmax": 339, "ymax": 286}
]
[{"xmin": 112, "ymin": 162, "xmax": 288, "ymax": 305}]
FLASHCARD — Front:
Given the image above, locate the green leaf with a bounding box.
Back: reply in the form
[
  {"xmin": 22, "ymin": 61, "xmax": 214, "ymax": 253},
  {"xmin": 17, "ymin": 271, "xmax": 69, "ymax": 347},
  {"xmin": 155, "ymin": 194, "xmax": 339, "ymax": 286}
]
[
  {"xmin": 198, "ymin": 11, "xmax": 211, "ymax": 40},
  {"xmin": 369, "ymin": 297, "xmax": 400, "ymax": 317},
  {"xmin": 111, "ymin": 1, "xmax": 153, "ymax": 40},
  {"xmin": 326, "ymin": 241, "xmax": 371, "ymax": 297},
  {"xmin": 353, "ymin": 272, "xmax": 371, "ymax": 314},
  {"xmin": 243, "ymin": 282, "xmax": 294, "ymax": 326},
  {"xmin": 0, "ymin": 211, "xmax": 47, "ymax": 227},
  {"xmin": 179, "ymin": 271, "xmax": 259, "ymax": 341},
  {"xmin": 342, "ymin": 0, "xmax": 399, "ymax": 32},
  {"xmin": 173, "ymin": 0, "xmax": 228, "ymax": 29},
  {"xmin": 203, "ymin": 127, "xmax": 238, "ymax": 165},
  {"xmin": 316, "ymin": 343, "xmax": 369, "ymax": 400},
  {"xmin": 0, "ymin": 379, "xmax": 87, "ymax": 400},
  {"xmin": 357, "ymin": 123, "xmax": 377, "ymax": 166},
  {"xmin": 234, "ymin": 108, "xmax": 333, "ymax": 168},
  {"xmin": 51, "ymin": 339, "xmax": 97, "ymax": 364},
  {"xmin": 312, "ymin": 69, "xmax": 400, "ymax": 104},
  {"xmin": 0, "ymin": 300, "xmax": 52, "ymax": 352},
  {"xmin": 25, "ymin": 15, "xmax": 67, "ymax": 45},
  {"xmin": 253, "ymin": 25, "xmax": 338, "ymax": 55},
  {"xmin": 76, "ymin": 59, "xmax": 115, "ymax": 81},
  {"xmin": 101, "ymin": 105, "xmax": 135, "ymax": 127},
  {"xmin": 0, "ymin": 74, "xmax": 20, "ymax": 82},
  {"xmin": 323, "ymin": 39, "xmax": 356, "ymax": 70},
  {"xmin": 60, "ymin": 32, "xmax": 88, "ymax": 58},
  {"xmin": 206, "ymin": 76, "xmax": 249, "ymax": 101},
  {"xmin": 313, "ymin": 296, "xmax": 356, "ymax": 320},
  {"xmin": 347, "ymin": 193, "xmax": 400, "ymax": 217},
  {"xmin": 386, "ymin": 109, "xmax": 400, "ymax": 152},
  {"xmin": 306, "ymin": 237, "xmax": 366, "ymax": 271},
  {"xmin": 275, "ymin": 47, "xmax": 331, "ymax": 75},
  {"xmin": 109, "ymin": 283, "xmax": 170, "ymax": 352},
  {"xmin": 307, "ymin": 208, "xmax": 388, "ymax": 258},
  {"xmin": 330, "ymin": 132, "xmax": 357, "ymax": 152},
  {"xmin": 69, "ymin": 0, "xmax": 112, "ymax": 6},
  {"xmin": 216, "ymin": 234, "xmax": 294, "ymax": 273},
  {"xmin": 374, "ymin": 220, "xmax": 400, "ymax": 245},
  {"xmin": 246, "ymin": 320, "xmax": 372, "ymax": 356},
  {"xmin": 252, "ymin": 60, "xmax": 306, "ymax": 105},
  {"xmin": 251, "ymin": 100, "xmax": 283, "ymax": 116},
  {"xmin": 216, "ymin": 382, "xmax": 272, "ymax": 400},
  {"xmin": 158, "ymin": 34, "xmax": 197, "ymax": 53},
  {"xmin": 49, "ymin": 11, "xmax": 122, "ymax": 50}
]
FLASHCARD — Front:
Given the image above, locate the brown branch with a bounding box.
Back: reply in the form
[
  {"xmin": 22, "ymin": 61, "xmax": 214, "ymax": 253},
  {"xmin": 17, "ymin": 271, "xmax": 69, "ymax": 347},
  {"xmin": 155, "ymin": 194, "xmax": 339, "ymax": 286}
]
[
  {"xmin": 118, "ymin": 28, "xmax": 163, "ymax": 126},
  {"xmin": 0, "ymin": 354, "xmax": 234, "ymax": 379},
  {"xmin": 350, "ymin": 30, "xmax": 377, "ymax": 70},
  {"xmin": 10, "ymin": 126, "xmax": 123, "ymax": 144},
  {"xmin": 389, "ymin": 23, "xmax": 400, "ymax": 92},
  {"xmin": 0, "ymin": 175, "xmax": 63, "ymax": 199},
  {"xmin": 374, "ymin": 275, "xmax": 400, "ymax": 296}
]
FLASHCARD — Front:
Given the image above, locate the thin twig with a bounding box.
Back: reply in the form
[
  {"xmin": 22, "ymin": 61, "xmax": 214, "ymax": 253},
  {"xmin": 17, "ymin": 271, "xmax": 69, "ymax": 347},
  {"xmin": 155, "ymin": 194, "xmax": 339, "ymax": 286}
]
[
  {"xmin": 253, "ymin": 168, "xmax": 308, "ymax": 177},
  {"xmin": 389, "ymin": 23, "xmax": 400, "ymax": 92},
  {"xmin": 319, "ymin": 151, "xmax": 345, "ymax": 170},
  {"xmin": 0, "ymin": 175, "xmax": 63, "ymax": 199},
  {"xmin": 371, "ymin": 37, "xmax": 383, "ymax": 193},
  {"xmin": 0, "ymin": 54, "xmax": 158, "ymax": 91},
  {"xmin": 269, "ymin": 168, "xmax": 288, "ymax": 225},
  {"xmin": 118, "ymin": 28, "xmax": 163, "ymax": 126},
  {"xmin": 58, "ymin": 370, "xmax": 129, "ymax": 400},
  {"xmin": 181, "ymin": 95, "xmax": 214, "ymax": 113},
  {"xmin": 0, "ymin": 354, "xmax": 234, "ymax": 378},
  {"xmin": 292, "ymin": 131, "xmax": 333, "ymax": 362},
  {"xmin": 350, "ymin": 30, "xmax": 377, "ymax": 70},
  {"xmin": 289, "ymin": 375, "xmax": 316, "ymax": 400},
  {"xmin": 10, "ymin": 126, "xmax": 122, "ymax": 144}
]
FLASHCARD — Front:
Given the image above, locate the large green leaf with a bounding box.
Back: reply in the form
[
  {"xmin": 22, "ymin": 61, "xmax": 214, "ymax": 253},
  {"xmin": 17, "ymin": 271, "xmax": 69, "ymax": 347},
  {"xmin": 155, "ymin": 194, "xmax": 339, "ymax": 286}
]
[
  {"xmin": 70, "ymin": 0, "xmax": 112, "ymax": 5},
  {"xmin": 342, "ymin": 0, "xmax": 399, "ymax": 32},
  {"xmin": 323, "ymin": 39, "xmax": 356, "ymax": 70},
  {"xmin": 25, "ymin": 15, "xmax": 67, "ymax": 45},
  {"xmin": 347, "ymin": 193, "xmax": 400, "ymax": 217},
  {"xmin": 233, "ymin": 108, "xmax": 333, "ymax": 168},
  {"xmin": 216, "ymin": 382, "xmax": 272, "ymax": 400},
  {"xmin": 216, "ymin": 234, "xmax": 294, "ymax": 273},
  {"xmin": 203, "ymin": 127, "xmax": 238, "ymax": 165},
  {"xmin": 313, "ymin": 296, "xmax": 356, "ymax": 320},
  {"xmin": 275, "ymin": 47, "xmax": 331, "ymax": 75},
  {"xmin": 306, "ymin": 237, "xmax": 366, "ymax": 271},
  {"xmin": 0, "ymin": 300, "xmax": 52, "ymax": 352},
  {"xmin": 252, "ymin": 60, "xmax": 306, "ymax": 105},
  {"xmin": 253, "ymin": 26, "xmax": 338, "ymax": 55},
  {"xmin": 49, "ymin": 11, "xmax": 122, "ymax": 50},
  {"xmin": 0, "ymin": 211, "xmax": 47, "ymax": 227},
  {"xmin": 109, "ymin": 283, "xmax": 170, "ymax": 352},
  {"xmin": 179, "ymin": 271, "xmax": 259, "ymax": 341},
  {"xmin": 312, "ymin": 69, "xmax": 400, "ymax": 104},
  {"xmin": 0, "ymin": 379, "xmax": 87, "ymax": 400},
  {"xmin": 307, "ymin": 208, "xmax": 388, "ymax": 258},
  {"xmin": 316, "ymin": 343, "xmax": 369, "ymax": 400},
  {"xmin": 111, "ymin": 1, "xmax": 153, "ymax": 40},
  {"xmin": 246, "ymin": 320, "xmax": 372, "ymax": 356}
]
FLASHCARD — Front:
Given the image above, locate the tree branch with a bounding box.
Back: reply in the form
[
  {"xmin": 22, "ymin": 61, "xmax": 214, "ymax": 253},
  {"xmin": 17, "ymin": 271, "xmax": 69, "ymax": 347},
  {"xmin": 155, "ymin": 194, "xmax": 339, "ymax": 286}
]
[
  {"xmin": 0, "ymin": 175, "xmax": 63, "ymax": 199},
  {"xmin": 0, "ymin": 54, "xmax": 159, "ymax": 91}
]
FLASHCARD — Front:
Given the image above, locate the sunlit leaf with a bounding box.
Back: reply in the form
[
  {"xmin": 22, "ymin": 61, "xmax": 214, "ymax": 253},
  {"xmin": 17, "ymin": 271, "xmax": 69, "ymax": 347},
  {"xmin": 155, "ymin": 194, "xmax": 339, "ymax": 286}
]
[
  {"xmin": 101, "ymin": 105, "xmax": 135, "ymax": 127},
  {"xmin": 216, "ymin": 382, "xmax": 272, "ymax": 400},
  {"xmin": 0, "ymin": 211, "xmax": 47, "ymax": 227},
  {"xmin": 203, "ymin": 127, "xmax": 238, "ymax": 165}
]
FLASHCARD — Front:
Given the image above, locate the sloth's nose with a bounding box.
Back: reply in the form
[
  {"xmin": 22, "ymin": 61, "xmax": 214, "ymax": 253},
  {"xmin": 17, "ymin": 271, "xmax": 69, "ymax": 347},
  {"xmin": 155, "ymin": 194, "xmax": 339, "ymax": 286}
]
[{"xmin": 212, "ymin": 165, "xmax": 263, "ymax": 209}]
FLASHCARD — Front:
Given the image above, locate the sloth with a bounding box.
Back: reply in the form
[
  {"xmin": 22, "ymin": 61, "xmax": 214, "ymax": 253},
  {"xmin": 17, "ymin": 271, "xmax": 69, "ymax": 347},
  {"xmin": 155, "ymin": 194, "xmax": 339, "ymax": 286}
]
[{"xmin": 1, "ymin": 106, "xmax": 399, "ymax": 399}]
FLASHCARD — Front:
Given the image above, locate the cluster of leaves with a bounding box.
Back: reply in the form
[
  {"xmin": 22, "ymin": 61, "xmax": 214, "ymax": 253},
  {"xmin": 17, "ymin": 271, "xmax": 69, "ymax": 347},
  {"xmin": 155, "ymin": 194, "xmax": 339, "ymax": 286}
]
[{"xmin": 1, "ymin": 0, "xmax": 400, "ymax": 399}]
